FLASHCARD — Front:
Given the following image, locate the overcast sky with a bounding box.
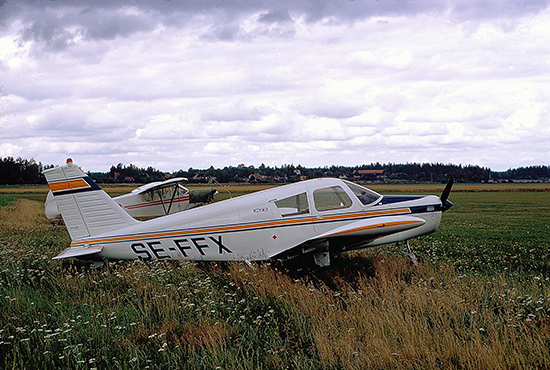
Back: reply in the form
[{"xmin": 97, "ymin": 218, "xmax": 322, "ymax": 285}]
[{"xmin": 1, "ymin": 0, "xmax": 549, "ymax": 172}]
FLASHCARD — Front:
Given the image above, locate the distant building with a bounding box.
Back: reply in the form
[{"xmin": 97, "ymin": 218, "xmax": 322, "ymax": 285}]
[
  {"xmin": 248, "ymin": 173, "xmax": 270, "ymax": 182},
  {"xmin": 353, "ymin": 169, "xmax": 384, "ymax": 181},
  {"xmin": 192, "ymin": 174, "xmax": 210, "ymax": 182}
]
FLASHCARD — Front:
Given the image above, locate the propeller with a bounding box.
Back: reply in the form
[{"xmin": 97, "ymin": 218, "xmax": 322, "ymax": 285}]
[{"xmin": 440, "ymin": 176, "xmax": 454, "ymax": 212}]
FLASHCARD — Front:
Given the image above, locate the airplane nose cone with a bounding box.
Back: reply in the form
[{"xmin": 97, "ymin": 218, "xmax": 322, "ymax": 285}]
[{"xmin": 443, "ymin": 199, "xmax": 453, "ymax": 212}]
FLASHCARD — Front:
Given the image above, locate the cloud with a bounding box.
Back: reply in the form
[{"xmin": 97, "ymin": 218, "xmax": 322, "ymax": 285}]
[
  {"xmin": 1, "ymin": 1, "xmax": 550, "ymax": 172},
  {"xmin": 201, "ymin": 99, "xmax": 271, "ymax": 122},
  {"xmin": 4, "ymin": 1, "xmax": 549, "ymax": 53}
]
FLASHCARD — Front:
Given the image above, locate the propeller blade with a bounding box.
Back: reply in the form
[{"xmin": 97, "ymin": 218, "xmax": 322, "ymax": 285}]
[{"xmin": 440, "ymin": 176, "xmax": 454, "ymax": 212}]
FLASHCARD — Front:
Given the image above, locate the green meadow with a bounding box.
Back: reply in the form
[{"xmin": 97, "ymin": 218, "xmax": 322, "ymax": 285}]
[{"xmin": 0, "ymin": 184, "xmax": 549, "ymax": 369}]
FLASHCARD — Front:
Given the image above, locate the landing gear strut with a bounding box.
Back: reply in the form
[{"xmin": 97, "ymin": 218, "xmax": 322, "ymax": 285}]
[{"xmin": 399, "ymin": 240, "xmax": 419, "ymax": 266}]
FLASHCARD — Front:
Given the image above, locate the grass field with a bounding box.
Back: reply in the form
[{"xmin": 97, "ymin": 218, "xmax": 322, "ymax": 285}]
[{"xmin": 1, "ymin": 184, "xmax": 549, "ymax": 369}]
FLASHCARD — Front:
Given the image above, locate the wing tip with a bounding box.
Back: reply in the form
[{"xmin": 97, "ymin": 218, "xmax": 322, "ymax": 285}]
[{"xmin": 52, "ymin": 245, "xmax": 103, "ymax": 260}]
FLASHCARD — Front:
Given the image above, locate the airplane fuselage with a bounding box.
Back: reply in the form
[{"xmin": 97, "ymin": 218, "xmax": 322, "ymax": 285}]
[{"xmin": 61, "ymin": 178, "xmax": 443, "ymax": 262}]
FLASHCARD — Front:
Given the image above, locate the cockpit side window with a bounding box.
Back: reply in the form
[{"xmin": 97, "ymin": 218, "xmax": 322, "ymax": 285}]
[
  {"xmin": 141, "ymin": 191, "xmax": 155, "ymax": 202},
  {"xmin": 313, "ymin": 186, "xmax": 352, "ymax": 211},
  {"xmin": 275, "ymin": 193, "xmax": 309, "ymax": 217},
  {"xmin": 177, "ymin": 184, "xmax": 189, "ymax": 196},
  {"xmin": 344, "ymin": 180, "xmax": 381, "ymax": 205}
]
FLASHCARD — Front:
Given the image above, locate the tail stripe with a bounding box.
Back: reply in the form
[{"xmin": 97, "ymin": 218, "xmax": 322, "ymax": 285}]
[{"xmin": 49, "ymin": 177, "xmax": 101, "ymax": 195}]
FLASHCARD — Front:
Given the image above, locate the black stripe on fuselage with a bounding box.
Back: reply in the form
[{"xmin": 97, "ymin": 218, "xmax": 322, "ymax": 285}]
[{"xmin": 379, "ymin": 195, "xmax": 424, "ymax": 204}]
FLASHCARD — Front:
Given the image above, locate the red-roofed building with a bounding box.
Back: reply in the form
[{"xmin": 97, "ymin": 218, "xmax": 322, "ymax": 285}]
[{"xmin": 353, "ymin": 169, "xmax": 384, "ymax": 181}]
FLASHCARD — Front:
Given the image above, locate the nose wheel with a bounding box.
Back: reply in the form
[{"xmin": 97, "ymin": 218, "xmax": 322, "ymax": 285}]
[{"xmin": 399, "ymin": 240, "xmax": 419, "ymax": 266}]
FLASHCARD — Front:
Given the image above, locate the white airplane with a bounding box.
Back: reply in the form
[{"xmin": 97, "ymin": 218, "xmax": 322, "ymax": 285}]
[
  {"xmin": 44, "ymin": 159, "xmax": 453, "ymax": 267},
  {"xmin": 45, "ymin": 175, "xmax": 217, "ymax": 220}
]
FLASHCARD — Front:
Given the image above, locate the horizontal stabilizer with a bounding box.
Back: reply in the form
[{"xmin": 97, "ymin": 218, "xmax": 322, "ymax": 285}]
[
  {"xmin": 311, "ymin": 215, "xmax": 426, "ymax": 240},
  {"xmin": 53, "ymin": 245, "xmax": 103, "ymax": 260}
]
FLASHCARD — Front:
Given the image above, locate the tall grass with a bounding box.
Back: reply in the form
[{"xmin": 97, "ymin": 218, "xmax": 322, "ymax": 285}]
[
  {"xmin": 1, "ymin": 189, "xmax": 550, "ymax": 369},
  {"xmin": 0, "ymin": 194, "xmax": 15, "ymax": 207},
  {"xmin": 229, "ymin": 255, "xmax": 550, "ymax": 369},
  {"xmin": 414, "ymin": 191, "xmax": 550, "ymax": 275}
]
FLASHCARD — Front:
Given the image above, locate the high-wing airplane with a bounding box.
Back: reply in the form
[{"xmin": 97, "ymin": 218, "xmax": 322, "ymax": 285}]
[
  {"xmin": 45, "ymin": 176, "xmax": 217, "ymax": 220},
  {"xmin": 44, "ymin": 159, "xmax": 453, "ymax": 267}
]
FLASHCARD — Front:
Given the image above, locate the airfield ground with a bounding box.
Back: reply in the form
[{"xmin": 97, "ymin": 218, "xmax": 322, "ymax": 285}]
[{"xmin": 1, "ymin": 183, "xmax": 549, "ymax": 369}]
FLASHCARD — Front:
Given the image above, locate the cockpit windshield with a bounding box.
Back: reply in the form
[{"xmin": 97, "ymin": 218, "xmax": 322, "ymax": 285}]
[{"xmin": 343, "ymin": 180, "xmax": 382, "ymax": 205}]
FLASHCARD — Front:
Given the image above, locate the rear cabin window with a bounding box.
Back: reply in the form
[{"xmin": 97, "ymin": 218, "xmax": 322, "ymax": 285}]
[
  {"xmin": 313, "ymin": 186, "xmax": 352, "ymax": 211},
  {"xmin": 275, "ymin": 193, "xmax": 309, "ymax": 217},
  {"xmin": 142, "ymin": 188, "xmax": 173, "ymax": 202}
]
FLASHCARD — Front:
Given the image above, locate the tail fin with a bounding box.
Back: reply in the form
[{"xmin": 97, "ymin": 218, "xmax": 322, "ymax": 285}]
[{"xmin": 43, "ymin": 159, "xmax": 139, "ymax": 240}]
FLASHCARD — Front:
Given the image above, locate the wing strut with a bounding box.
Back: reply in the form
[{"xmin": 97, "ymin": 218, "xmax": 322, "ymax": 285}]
[{"xmin": 154, "ymin": 184, "xmax": 179, "ymax": 215}]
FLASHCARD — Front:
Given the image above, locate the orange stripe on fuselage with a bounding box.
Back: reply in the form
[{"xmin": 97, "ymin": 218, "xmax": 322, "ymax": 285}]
[
  {"xmin": 70, "ymin": 208, "xmax": 412, "ymax": 247},
  {"xmin": 322, "ymin": 219, "xmax": 423, "ymax": 238},
  {"xmin": 49, "ymin": 178, "xmax": 89, "ymax": 192}
]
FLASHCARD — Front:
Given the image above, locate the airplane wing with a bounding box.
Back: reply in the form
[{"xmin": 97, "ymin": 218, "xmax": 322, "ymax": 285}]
[
  {"xmin": 129, "ymin": 177, "xmax": 188, "ymax": 195},
  {"xmin": 310, "ymin": 215, "xmax": 426, "ymax": 240},
  {"xmin": 52, "ymin": 245, "xmax": 103, "ymax": 260},
  {"xmin": 273, "ymin": 215, "xmax": 427, "ymax": 266}
]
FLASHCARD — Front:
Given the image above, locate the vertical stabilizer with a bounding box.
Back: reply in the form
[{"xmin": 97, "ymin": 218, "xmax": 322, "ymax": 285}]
[{"xmin": 43, "ymin": 160, "xmax": 139, "ymax": 240}]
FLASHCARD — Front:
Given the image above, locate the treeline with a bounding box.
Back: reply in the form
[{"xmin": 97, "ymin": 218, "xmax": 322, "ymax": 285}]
[
  {"xmin": 0, "ymin": 157, "xmax": 52, "ymax": 185},
  {"xmin": 172, "ymin": 163, "xmax": 492, "ymax": 184},
  {"xmin": 1, "ymin": 156, "xmax": 549, "ymax": 185},
  {"xmin": 493, "ymin": 165, "xmax": 550, "ymax": 181},
  {"xmin": 89, "ymin": 163, "xmax": 168, "ymax": 184}
]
